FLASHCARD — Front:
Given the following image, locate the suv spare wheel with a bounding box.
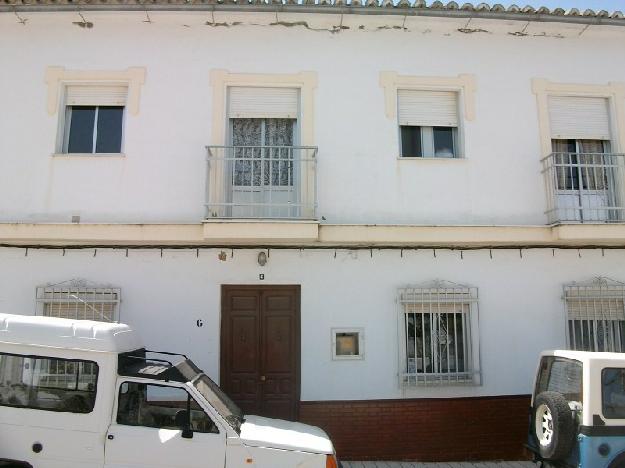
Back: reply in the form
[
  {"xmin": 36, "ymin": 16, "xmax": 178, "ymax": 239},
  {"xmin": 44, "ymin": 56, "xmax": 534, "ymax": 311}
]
[{"xmin": 534, "ymin": 391, "xmax": 576, "ymax": 460}]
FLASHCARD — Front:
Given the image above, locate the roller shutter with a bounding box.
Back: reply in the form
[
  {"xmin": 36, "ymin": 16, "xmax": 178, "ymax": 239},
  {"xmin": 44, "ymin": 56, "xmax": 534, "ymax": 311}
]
[
  {"xmin": 65, "ymin": 85, "xmax": 128, "ymax": 106},
  {"xmin": 228, "ymin": 87, "xmax": 299, "ymax": 119},
  {"xmin": 548, "ymin": 96, "xmax": 611, "ymax": 140},
  {"xmin": 398, "ymin": 89, "xmax": 459, "ymax": 127}
]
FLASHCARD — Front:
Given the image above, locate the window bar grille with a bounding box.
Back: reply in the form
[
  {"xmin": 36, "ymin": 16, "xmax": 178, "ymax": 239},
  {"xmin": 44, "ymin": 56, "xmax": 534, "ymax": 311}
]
[
  {"xmin": 36, "ymin": 285, "xmax": 121, "ymax": 323},
  {"xmin": 36, "ymin": 284, "xmax": 119, "ymax": 384},
  {"xmin": 399, "ymin": 283, "xmax": 478, "ymax": 386},
  {"xmin": 565, "ymin": 278, "xmax": 625, "ymax": 353}
]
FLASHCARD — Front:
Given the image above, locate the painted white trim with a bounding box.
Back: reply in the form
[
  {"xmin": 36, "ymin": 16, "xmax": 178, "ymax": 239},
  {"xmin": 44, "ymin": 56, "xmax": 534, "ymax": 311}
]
[
  {"xmin": 532, "ymin": 79, "xmax": 625, "ymax": 157},
  {"xmin": 45, "ymin": 67, "xmax": 146, "ymax": 116},
  {"xmin": 380, "ymin": 72, "xmax": 476, "ymax": 122},
  {"xmin": 331, "ymin": 327, "xmax": 365, "ymax": 361},
  {"xmin": 209, "ymin": 70, "xmax": 317, "ymax": 146}
]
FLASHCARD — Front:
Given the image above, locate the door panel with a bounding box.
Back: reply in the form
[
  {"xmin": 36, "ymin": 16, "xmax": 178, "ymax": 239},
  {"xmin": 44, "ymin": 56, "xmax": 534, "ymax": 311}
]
[
  {"xmin": 104, "ymin": 423, "xmax": 225, "ymax": 468},
  {"xmin": 105, "ymin": 381, "xmax": 226, "ymax": 468},
  {"xmin": 221, "ymin": 286, "xmax": 300, "ymax": 421}
]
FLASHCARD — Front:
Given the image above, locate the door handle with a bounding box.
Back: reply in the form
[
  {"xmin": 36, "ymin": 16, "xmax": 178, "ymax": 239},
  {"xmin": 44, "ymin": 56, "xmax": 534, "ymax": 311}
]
[{"xmin": 107, "ymin": 434, "xmax": 114, "ymax": 440}]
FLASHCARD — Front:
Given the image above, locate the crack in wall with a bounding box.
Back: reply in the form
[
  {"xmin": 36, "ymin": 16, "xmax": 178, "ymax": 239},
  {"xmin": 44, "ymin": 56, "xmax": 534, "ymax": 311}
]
[{"xmin": 457, "ymin": 27, "xmax": 489, "ymax": 34}]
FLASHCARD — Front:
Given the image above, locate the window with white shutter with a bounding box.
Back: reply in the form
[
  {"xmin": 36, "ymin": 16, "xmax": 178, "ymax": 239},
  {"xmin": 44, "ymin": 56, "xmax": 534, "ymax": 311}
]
[
  {"xmin": 61, "ymin": 84, "xmax": 128, "ymax": 154},
  {"xmin": 228, "ymin": 87, "xmax": 299, "ymax": 119},
  {"xmin": 548, "ymin": 96, "xmax": 611, "ymax": 141},
  {"xmin": 397, "ymin": 90, "xmax": 460, "ymax": 158}
]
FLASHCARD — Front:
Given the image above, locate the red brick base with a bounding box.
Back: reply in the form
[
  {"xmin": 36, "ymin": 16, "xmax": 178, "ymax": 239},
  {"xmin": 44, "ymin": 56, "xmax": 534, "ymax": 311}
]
[{"xmin": 299, "ymin": 395, "xmax": 531, "ymax": 462}]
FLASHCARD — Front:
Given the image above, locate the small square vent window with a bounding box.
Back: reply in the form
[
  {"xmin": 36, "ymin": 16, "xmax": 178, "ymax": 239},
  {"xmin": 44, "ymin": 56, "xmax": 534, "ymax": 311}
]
[{"xmin": 332, "ymin": 328, "xmax": 364, "ymax": 360}]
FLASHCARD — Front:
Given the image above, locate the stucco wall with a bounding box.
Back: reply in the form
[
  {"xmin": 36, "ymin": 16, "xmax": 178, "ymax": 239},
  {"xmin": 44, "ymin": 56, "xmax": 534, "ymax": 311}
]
[
  {"xmin": 1, "ymin": 12, "xmax": 625, "ymax": 225},
  {"xmin": 1, "ymin": 246, "xmax": 623, "ymax": 400}
]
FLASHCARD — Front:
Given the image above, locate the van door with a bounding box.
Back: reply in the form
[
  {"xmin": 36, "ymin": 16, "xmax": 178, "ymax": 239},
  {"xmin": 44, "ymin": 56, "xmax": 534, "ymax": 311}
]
[{"xmin": 104, "ymin": 380, "xmax": 226, "ymax": 468}]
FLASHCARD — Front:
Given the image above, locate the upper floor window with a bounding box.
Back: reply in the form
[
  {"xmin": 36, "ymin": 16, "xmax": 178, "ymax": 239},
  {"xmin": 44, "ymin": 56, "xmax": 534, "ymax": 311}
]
[
  {"xmin": 214, "ymin": 86, "xmax": 307, "ymax": 218},
  {"xmin": 399, "ymin": 281, "xmax": 480, "ymax": 386},
  {"xmin": 398, "ymin": 90, "xmax": 460, "ymax": 158},
  {"xmin": 61, "ymin": 85, "xmax": 127, "ymax": 155},
  {"xmin": 551, "ymin": 139, "xmax": 610, "ymax": 191},
  {"xmin": 565, "ymin": 277, "xmax": 625, "ymax": 353},
  {"xmin": 544, "ymin": 95, "xmax": 623, "ymax": 223}
]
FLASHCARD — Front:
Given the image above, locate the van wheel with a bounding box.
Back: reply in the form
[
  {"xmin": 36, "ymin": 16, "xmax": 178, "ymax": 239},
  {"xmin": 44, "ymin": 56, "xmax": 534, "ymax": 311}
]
[
  {"xmin": 608, "ymin": 452, "xmax": 625, "ymax": 468},
  {"xmin": 533, "ymin": 391, "xmax": 575, "ymax": 460},
  {"xmin": 0, "ymin": 461, "xmax": 33, "ymax": 468}
]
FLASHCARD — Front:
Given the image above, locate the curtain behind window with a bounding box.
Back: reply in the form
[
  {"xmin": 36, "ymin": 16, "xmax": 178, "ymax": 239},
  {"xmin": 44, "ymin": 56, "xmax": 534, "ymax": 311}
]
[{"xmin": 231, "ymin": 118, "xmax": 294, "ymax": 186}]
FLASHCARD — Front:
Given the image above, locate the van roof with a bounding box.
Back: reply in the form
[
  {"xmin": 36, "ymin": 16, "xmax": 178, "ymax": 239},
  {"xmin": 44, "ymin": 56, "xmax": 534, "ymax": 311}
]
[
  {"xmin": 0, "ymin": 313, "xmax": 142, "ymax": 353},
  {"xmin": 542, "ymin": 349, "xmax": 625, "ymax": 365}
]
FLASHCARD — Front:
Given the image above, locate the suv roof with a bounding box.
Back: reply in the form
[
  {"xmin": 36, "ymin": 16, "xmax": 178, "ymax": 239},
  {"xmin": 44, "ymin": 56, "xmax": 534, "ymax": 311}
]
[
  {"xmin": 541, "ymin": 349, "xmax": 625, "ymax": 365},
  {"xmin": 0, "ymin": 313, "xmax": 142, "ymax": 353}
]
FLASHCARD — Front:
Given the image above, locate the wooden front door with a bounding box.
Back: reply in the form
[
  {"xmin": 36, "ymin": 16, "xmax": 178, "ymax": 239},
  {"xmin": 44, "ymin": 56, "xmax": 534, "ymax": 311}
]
[{"xmin": 220, "ymin": 285, "xmax": 300, "ymax": 421}]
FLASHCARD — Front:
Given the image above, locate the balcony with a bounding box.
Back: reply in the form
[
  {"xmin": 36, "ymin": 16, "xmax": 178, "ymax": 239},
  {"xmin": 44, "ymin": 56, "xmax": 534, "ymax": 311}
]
[
  {"xmin": 542, "ymin": 152, "xmax": 625, "ymax": 224},
  {"xmin": 205, "ymin": 146, "xmax": 317, "ymax": 220}
]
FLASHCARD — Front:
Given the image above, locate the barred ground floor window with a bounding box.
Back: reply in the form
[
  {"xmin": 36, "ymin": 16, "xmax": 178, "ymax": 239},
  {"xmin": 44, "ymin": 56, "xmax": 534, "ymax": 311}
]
[
  {"xmin": 398, "ymin": 281, "xmax": 480, "ymax": 386},
  {"xmin": 35, "ymin": 279, "xmax": 120, "ymax": 387},
  {"xmin": 36, "ymin": 280, "xmax": 121, "ymax": 323},
  {"xmin": 565, "ymin": 277, "xmax": 625, "ymax": 353}
]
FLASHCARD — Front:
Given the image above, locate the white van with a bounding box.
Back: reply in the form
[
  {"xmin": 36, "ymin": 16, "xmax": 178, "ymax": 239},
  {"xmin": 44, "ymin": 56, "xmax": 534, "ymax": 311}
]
[{"xmin": 0, "ymin": 313, "xmax": 338, "ymax": 468}]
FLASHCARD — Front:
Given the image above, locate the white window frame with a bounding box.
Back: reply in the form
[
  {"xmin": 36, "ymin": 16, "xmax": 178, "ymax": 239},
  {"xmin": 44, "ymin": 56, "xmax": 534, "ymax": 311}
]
[
  {"xmin": 531, "ymin": 79, "xmax": 625, "ymax": 158},
  {"xmin": 61, "ymin": 103, "xmax": 127, "ymax": 155},
  {"xmin": 36, "ymin": 279, "xmax": 121, "ymax": 323},
  {"xmin": 399, "ymin": 124, "xmax": 460, "ymax": 159},
  {"xmin": 331, "ymin": 327, "xmax": 365, "ymax": 361},
  {"xmin": 45, "ymin": 67, "xmax": 145, "ymax": 157},
  {"xmin": 379, "ymin": 72, "xmax": 476, "ymax": 160},
  {"xmin": 398, "ymin": 280, "xmax": 481, "ymax": 387},
  {"xmin": 564, "ymin": 277, "xmax": 625, "ymax": 353}
]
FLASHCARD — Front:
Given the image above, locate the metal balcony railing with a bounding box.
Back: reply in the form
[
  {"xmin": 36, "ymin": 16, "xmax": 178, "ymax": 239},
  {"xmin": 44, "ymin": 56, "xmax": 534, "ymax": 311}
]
[
  {"xmin": 205, "ymin": 145, "xmax": 317, "ymax": 219},
  {"xmin": 542, "ymin": 152, "xmax": 625, "ymax": 224}
]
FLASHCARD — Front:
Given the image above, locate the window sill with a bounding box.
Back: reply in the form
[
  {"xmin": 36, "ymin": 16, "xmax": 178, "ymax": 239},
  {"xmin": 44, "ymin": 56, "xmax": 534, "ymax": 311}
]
[
  {"xmin": 332, "ymin": 355, "xmax": 365, "ymax": 361},
  {"xmin": 51, "ymin": 153, "xmax": 126, "ymax": 159},
  {"xmin": 397, "ymin": 157, "xmax": 467, "ymax": 161}
]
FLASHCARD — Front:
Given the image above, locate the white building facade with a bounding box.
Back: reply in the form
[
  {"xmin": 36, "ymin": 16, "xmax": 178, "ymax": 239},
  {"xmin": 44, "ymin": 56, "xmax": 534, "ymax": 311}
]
[{"xmin": 1, "ymin": 1, "xmax": 625, "ymax": 460}]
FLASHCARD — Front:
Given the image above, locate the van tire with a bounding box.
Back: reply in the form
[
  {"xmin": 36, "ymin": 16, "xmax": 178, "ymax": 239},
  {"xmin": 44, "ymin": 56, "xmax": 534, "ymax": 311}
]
[
  {"xmin": 533, "ymin": 391, "xmax": 575, "ymax": 461},
  {"xmin": 608, "ymin": 452, "xmax": 625, "ymax": 468},
  {"xmin": 0, "ymin": 461, "xmax": 33, "ymax": 468}
]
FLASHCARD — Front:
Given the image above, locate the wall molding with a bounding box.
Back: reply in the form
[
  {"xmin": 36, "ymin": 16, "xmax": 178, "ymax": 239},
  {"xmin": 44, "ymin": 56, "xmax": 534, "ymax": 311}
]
[
  {"xmin": 45, "ymin": 66, "xmax": 146, "ymax": 116},
  {"xmin": 379, "ymin": 72, "xmax": 477, "ymax": 122},
  {"xmin": 1, "ymin": 222, "xmax": 625, "ymax": 247},
  {"xmin": 208, "ymin": 69, "xmax": 318, "ymax": 146},
  {"xmin": 532, "ymin": 78, "xmax": 625, "ymax": 156}
]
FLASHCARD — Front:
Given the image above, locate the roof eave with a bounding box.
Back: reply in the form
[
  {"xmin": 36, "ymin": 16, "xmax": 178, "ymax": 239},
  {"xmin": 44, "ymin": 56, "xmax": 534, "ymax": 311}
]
[{"xmin": 2, "ymin": 4, "xmax": 625, "ymax": 27}]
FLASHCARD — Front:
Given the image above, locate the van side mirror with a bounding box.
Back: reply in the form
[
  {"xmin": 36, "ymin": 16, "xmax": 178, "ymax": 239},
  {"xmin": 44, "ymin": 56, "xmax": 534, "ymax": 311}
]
[{"xmin": 175, "ymin": 410, "xmax": 193, "ymax": 439}]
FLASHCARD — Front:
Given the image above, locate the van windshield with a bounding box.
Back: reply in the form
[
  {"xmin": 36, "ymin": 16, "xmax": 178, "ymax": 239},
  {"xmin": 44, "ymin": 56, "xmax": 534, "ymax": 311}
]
[{"xmin": 193, "ymin": 374, "xmax": 244, "ymax": 433}]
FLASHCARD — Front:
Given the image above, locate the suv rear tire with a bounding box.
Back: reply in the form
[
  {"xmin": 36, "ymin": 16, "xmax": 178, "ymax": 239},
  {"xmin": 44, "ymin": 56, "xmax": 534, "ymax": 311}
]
[{"xmin": 533, "ymin": 391, "xmax": 576, "ymax": 460}]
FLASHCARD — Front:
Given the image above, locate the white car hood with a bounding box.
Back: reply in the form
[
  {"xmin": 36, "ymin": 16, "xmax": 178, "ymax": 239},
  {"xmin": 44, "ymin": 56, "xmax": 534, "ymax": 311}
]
[{"xmin": 239, "ymin": 415, "xmax": 334, "ymax": 454}]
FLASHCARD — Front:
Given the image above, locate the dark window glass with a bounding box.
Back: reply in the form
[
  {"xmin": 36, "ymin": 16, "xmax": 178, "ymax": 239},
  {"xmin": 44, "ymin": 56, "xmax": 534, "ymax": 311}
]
[
  {"xmin": 433, "ymin": 127, "xmax": 455, "ymax": 158},
  {"xmin": 535, "ymin": 356, "xmax": 582, "ymax": 403},
  {"xmin": 67, "ymin": 106, "xmax": 96, "ymax": 153},
  {"xmin": 96, "ymin": 106, "xmax": 124, "ymax": 153},
  {"xmin": 117, "ymin": 381, "xmax": 218, "ymax": 434},
  {"xmin": 602, "ymin": 368, "xmax": 625, "ymax": 418},
  {"xmin": 400, "ymin": 126, "xmax": 422, "ymax": 157},
  {"xmin": 0, "ymin": 352, "xmax": 98, "ymax": 413}
]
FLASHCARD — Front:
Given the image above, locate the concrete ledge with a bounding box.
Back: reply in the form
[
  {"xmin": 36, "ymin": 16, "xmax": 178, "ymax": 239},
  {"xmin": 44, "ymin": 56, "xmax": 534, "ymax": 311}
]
[
  {"xmin": 0, "ymin": 222, "xmax": 624, "ymax": 247},
  {"xmin": 552, "ymin": 223, "xmax": 625, "ymax": 243},
  {"xmin": 319, "ymin": 224, "xmax": 555, "ymax": 246},
  {"xmin": 202, "ymin": 220, "xmax": 319, "ymax": 243}
]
